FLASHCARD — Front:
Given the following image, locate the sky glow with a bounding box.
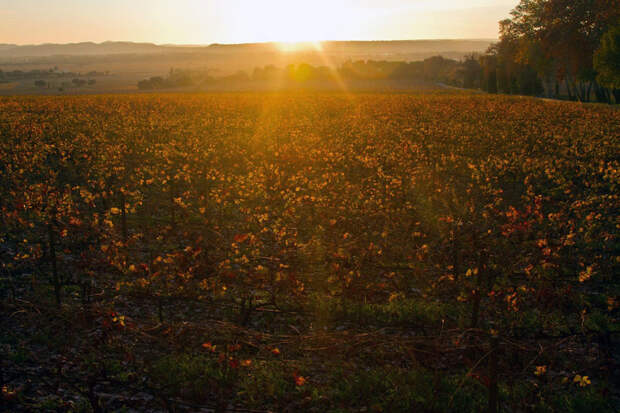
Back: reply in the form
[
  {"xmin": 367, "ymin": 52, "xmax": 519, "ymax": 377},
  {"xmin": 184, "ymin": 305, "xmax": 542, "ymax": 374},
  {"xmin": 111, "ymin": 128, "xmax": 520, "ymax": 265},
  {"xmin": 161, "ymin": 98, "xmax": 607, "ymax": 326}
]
[{"xmin": 0, "ymin": 0, "xmax": 516, "ymax": 45}]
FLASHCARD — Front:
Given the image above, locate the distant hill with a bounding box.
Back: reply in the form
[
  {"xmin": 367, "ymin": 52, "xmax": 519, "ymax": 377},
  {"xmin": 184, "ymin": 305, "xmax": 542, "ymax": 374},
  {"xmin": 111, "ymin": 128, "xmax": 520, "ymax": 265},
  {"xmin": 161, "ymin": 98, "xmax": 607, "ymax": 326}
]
[
  {"xmin": 0, "ymin": 42, "xmax": 182, "ymax": 57},
  {"xmin": 0, "ymin": 40, "xmax": 494, "ymax": 59}
]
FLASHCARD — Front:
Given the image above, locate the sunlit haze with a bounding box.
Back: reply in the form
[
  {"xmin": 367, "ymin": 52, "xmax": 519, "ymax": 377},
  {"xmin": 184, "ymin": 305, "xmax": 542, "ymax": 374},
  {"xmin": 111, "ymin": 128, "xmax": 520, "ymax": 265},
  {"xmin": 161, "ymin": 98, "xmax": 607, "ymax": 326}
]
[{"xmin": 0, "ymin": 0, "xmax": 515, "ymax": 45}]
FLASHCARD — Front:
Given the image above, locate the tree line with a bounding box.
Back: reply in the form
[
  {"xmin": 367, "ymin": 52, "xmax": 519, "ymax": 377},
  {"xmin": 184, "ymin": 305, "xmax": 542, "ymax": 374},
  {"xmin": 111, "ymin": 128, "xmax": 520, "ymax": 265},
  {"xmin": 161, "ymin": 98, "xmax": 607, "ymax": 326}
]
[
  {"xmin": 137, "ymin": 59, "xmax": 465, "ymax": 90},
  {"xmin": 475, "ymin": 0, "xmax": 620, "ymax": 102},
  {"xmin": 0, "ymin": 68, "xmax": 107, "ymax": 80}
]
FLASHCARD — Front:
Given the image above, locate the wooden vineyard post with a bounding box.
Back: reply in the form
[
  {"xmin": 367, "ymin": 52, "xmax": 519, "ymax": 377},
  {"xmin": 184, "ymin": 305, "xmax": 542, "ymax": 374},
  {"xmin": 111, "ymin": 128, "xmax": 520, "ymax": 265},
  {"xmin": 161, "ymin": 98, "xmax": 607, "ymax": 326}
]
[
  {"xmin": 120, "ymin": 191, "xmax": 128, "ymax": 244},
  {"xmin": 471, "ymin": 288, "xmax": 481, "ymax": 329},
  {"xmin": 488, "ymin": 335, "xmax": 499, "ymax": 413},
  {"xmin": 452, "ymin": 228, "xmax": 460, "ymax": 281},
  {"xmin": 471, "ymin": 233, "xmax": 488, "ymax": 329},
  {"xmin": 170, "ymin": 182, "xmax": 176, "ymax": 230},
  {"xmin": 48, "ymin": 220, "xmax": 61, "ymax": 307},
  {"xmin": 158, "ymin": 294, "xmax": 164, "ymax": 323}
]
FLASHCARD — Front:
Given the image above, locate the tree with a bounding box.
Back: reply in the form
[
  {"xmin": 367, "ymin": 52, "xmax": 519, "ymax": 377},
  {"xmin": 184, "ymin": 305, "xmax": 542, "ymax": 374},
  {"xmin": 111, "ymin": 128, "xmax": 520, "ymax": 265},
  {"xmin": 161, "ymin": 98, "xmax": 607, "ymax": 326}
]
[
  {"xmin": 72, "ymin": 78, "xmax": 87, "ymax": 87},
  {"xmin": 536, "ymin": 0, "xmax": 620, "ymax": 101},
  {"xmin": 480, "ymin": 55, "xmax": 498, "ymax": 93},
  {"xmin": 594, "ymin": 25, "xmax": 620, "ymax": 102},
  {"xmin": 462, "ymin": 54, "xmax": 482, "ymax": 89},
  {"xmin": 492, "ymin": 0, "xmax": 620, "ymax": 101}
]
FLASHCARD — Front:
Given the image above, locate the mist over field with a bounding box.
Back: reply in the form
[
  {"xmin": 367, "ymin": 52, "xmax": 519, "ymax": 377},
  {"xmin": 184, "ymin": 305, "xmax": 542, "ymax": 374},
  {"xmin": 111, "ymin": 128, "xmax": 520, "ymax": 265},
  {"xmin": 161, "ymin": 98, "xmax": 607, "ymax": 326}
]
[{"xmin": 0, "ymin": 40, "xmax": 495, "ymax": 94}]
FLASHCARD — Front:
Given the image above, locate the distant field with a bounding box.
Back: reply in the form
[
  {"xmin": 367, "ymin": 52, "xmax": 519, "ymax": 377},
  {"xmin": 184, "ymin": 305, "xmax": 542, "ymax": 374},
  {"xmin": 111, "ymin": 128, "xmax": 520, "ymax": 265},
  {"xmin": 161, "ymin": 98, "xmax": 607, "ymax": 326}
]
[
  {"xmin": 1, "ymin": 92, "xmax": 618, "ymax": 412},
  {"xmin": 0, "ymin": 72, "xmax": 147, "ymax": 96},
  {"xmin": 0, "ymin": 78, "xmax": 447, "ymax": 96}
]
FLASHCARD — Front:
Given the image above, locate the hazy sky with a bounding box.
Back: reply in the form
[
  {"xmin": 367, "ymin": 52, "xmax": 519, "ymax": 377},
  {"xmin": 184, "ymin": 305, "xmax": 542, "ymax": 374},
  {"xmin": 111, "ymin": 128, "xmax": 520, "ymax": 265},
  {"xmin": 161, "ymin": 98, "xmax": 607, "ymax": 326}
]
[{"xmin": 0, "ymin": 0, "xmax": 516, "ymax": 45}]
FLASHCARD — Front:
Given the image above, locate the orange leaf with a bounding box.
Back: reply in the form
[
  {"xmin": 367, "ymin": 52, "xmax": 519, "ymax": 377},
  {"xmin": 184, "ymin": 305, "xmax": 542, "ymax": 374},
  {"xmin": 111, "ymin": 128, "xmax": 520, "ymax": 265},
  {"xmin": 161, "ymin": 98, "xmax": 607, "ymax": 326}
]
[
  {"xmin": 234, "ymin": 233, "xmax": 250, "ymax": 243},
  {"xmin": 294, "ymin": 374, "xmax": 306, "ymax": 386}
]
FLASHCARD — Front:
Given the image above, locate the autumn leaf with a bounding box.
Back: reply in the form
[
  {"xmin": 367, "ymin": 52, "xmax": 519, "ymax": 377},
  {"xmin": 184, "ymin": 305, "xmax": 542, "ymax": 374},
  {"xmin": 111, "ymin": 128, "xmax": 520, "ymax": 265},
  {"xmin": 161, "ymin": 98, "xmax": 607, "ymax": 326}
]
[
  {"xmin": 112, "ymin": 315, "xmax": 126, "ymax": 327},
  {"xmin": 579, "ymin": 266, "xmax": 594, "ymax": 283},
  {"xmin": 294, "ymin": 373, "xmax": 306, "ymax": 386},
  {"xmin": 573, "ymin": 375, "xmax": 591, "ymax": 387},
  {"xmin": 234, "ymin": 233, "xmax": 250, "ymax": 243}
]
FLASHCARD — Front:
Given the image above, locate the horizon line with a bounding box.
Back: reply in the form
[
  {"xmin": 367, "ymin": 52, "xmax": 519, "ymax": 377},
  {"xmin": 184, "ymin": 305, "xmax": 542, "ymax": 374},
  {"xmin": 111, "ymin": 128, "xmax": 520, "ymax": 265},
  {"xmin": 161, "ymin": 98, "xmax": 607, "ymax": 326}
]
[{"xmin": 2, "ymin": 38, "xmax": 499, "ymax": 48}]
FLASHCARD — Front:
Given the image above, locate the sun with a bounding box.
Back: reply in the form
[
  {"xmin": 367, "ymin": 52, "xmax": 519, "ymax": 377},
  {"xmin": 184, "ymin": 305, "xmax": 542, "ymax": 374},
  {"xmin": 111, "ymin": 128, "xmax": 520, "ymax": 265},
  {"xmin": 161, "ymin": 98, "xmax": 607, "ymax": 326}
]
[
  {"xmin": 226, "ymin": 0, "xmax": 357, "ymax": 44},
  {"xmin": 276, "ymin": 41, "xmax": 323, "ymax": 53}
]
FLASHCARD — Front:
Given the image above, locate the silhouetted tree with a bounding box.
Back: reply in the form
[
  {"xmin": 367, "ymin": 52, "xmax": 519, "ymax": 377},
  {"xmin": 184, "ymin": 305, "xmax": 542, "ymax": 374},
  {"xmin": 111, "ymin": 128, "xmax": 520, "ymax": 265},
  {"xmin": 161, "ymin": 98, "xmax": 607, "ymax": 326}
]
[
  {"xmin": 463, "ymin": 54, "xmax": 482, "ymax": 89},
  {"xmin": 594, "ymin": 25, "xmax": 620, "ymax": 102},
  {"xmin": 495, "ymin": 0, "xmax": 620, "ymax": 101},
  {"xmin": 479, "ymin": 55, "xmax": 498, "ymax": 93}
]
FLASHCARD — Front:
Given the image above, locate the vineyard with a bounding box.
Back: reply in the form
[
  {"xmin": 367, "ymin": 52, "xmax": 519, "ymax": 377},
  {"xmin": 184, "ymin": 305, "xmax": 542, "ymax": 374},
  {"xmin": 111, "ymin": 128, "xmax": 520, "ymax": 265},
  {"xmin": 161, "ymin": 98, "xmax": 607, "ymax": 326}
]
[{"xmin": 1, "ymin": 92, "xmax": 619, "ymax": 412}]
